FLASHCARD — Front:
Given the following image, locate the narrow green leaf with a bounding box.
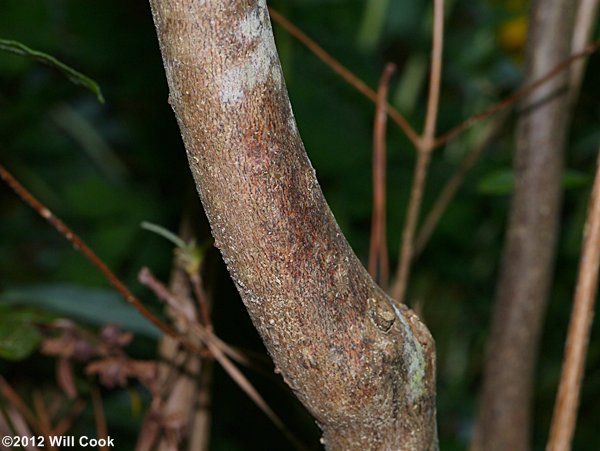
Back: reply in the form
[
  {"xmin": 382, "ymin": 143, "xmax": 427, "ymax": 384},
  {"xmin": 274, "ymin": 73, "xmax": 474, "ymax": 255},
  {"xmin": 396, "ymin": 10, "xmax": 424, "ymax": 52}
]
[
  {"xmin": 141, "ymin": 221, "xmax": 187, "ymax": 249},
  {"xmin": 0, "ymin": 38, "xmax": 105, "ymax": 103}
]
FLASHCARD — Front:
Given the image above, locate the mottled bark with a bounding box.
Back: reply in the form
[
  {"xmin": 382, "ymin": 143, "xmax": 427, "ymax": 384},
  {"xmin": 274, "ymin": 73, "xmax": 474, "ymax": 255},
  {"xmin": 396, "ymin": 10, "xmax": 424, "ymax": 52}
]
[
  {"xmin": 148, "ymin": 1, "xmax": 437, "ymax": 449},
  {"xmin": 472, "ymin": 1, "xmax": 576, "ymax": 450}
]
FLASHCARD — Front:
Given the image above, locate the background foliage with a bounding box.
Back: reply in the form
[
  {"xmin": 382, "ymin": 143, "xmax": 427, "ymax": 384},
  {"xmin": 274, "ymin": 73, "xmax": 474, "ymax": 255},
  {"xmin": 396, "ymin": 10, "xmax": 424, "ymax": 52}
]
[{"xmin": 1, "ymin": 0, "xmax": 599, "ymax": 449}]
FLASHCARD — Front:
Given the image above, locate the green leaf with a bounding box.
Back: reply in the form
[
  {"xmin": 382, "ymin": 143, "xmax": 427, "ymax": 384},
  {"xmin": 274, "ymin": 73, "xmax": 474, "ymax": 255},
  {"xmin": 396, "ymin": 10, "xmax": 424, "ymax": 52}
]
[
  {"xmin": 0, "ymin": 38, "xmax": 105, "ymax": 103},
  {"xmin": 0, "ymin": 309, "xmax": 43, "ymax": 361},
  {"xmin": 1, "ymin": 285, "xmax": 160, "ymax": 339}
]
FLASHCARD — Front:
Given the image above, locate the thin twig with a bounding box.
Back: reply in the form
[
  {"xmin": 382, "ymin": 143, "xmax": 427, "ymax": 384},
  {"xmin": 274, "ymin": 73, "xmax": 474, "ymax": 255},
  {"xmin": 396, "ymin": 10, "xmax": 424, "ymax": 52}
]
[
  {"xmin": 138, "ymin": 268, "xmax": 307, "ymax": 451},
  {"xmin": 204, "ymin": 338, "xmax": 307, "ymax": 451},
  {"xmin": 0, "ymin": 163, "xmax": 212, "ymax": 361},
  {"xmin": 390, "ymin": 151, "xmax": 432, "ymax": 302},
  {"xmin": 90, "ymin": 386, "xmax": 109, "ymax": 451},
  {"xmin": 139, "ymin": 267, "xmax": 271, "ymax": 374},
  {"xmin": 390, "ymin": 0, "xmax": 444, "ymax": 303},
  {"xmin": 0, "ymin": 376, "xmax": 40, "ymax": 433},
  {"xmin": 369, "ymin": 63, "xmax": 395, "ymax": 288},
  {"xmin": 414, "ymin": 112, "xmax": 508, "ymax": 256},
  {"xmin": 268, "ymin": 6, "xmax": 420, "ymax": 148},
  {"xmin": 188, "ymin": 272, "xmax": 213, "ymax": 329},
  {"xmin": 546, "ymin": 148, "xmax": 600, "ymax": 451},
  {"xmin": 32, "ymin": 391, "xmax": 58, "ymax": 451},
  {"xmin": 568, "ymin": 0, "xmax": 600, "ymax": 106},
  {"xmin": 422, "ymin": 0, "xmax": 444, "ymax": 147},
  {"xmin": 434, "ymin": 37, "xmax": 600, "ymax": 149}
]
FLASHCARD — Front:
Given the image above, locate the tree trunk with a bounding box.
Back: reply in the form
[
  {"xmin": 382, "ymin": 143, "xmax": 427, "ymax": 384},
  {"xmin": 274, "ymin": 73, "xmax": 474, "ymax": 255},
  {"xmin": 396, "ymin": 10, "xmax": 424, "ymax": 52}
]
[
  {"xmin": 472, "ymin": 1, "xmax": 576, "ymax": 450},
  {"xmin": 148, "ymin": 1, "xmax": 437, "ymax": 449}
]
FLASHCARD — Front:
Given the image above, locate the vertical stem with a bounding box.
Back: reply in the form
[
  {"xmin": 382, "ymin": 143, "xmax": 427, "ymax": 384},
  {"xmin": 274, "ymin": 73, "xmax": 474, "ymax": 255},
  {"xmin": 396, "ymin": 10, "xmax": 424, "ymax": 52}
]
[
  {"xmin": 414, "ymin": 113, "xmax": 508, "ymax": 257},
  {"xmin": 369, "ymin": 63, "xmax": 396, "ymax": 288},
  {"xmin": 546, "ymin": 149, "xmax": 600, "ymax": 451},
  {"xmin": 90, "ymin": 386, "xmax": 109, "ymax": 451},
  {"xmin": 423, "ymin": 0, "xmax": 444, "ymax": 145},
  {"xmin": 391, "ymin": 0, "xmax": 444, "ymax": 303},
  {"xmin": 390, "ymin": 150, "xmax": 432, "ymax": 302},
  {"xmin": 471, "ymin": 1, "xmax": 576, "ymax": 449}
]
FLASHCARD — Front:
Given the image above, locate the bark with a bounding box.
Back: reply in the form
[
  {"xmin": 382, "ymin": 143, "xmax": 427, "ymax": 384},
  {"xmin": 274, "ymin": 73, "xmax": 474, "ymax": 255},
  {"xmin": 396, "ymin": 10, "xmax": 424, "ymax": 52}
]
[
  {"xmin": 472, "ymin": 1, "xmax": 576, "ymax": 450},
  {"xmin": 148, "ymin": 1, "xmax": 437, "ymax": 449}
]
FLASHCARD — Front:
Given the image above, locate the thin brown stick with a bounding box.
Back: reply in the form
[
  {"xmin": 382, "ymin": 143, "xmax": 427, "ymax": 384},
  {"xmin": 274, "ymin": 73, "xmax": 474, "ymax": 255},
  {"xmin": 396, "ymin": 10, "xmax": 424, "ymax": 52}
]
[
  {"xmin": 0, "ymin": 163, "xmax": 211, "ymax": 361},
  {"xmin": 546, "ymin": 148, "xmax": 600, "ymax": 451},
  {"xmin": 390, "ymin": 151, "xmax": 432, "ymax": 302},
  {"xmin": 268, "ymin": 6, "xmax": 420, "ymax": 148},
  {"xmin": 0, "ymin": 376, "xmax": 40, "ymax": 432},
  {"xmin": 138, "ymin": 267, "xmax": 307, "ymax": 451},
  {"xmin": 90, "ymin": 386, "xmax": 109, "ymax": 451},
  {"xmin": 271, "ymin": 7, "xmax": 599, "ymax": 154},
  {"xmin": 390, "ymin": 0, "xmax": 444, "ymax": 303},
  {"xmin": 139, "ymin": 266, "xmax": 271, "ymax": 374},
  {"xmin": 188, "ymin": 272, "xmax": 213, "ymax": 329},
  {"xmin": 414, "ymin": 112, "xmax": 508, "ymax": 256},
  {"xmin": 369, "ymin": 63, "xmax": 395, "ymax": 288},
  {"xmin": 422, "ymin": 0, "xmax": 444, "ymax": 146},
  {"xmin": 435, "ymin": 37, "xmax": 600, "ymax": 149},
  {"xmin": 32, "ymin": 391, "xmax": 58, "ymax": 451},
  {"xmin": 568, "ymin": 0, "xmax": 600, "ymax": 106}
]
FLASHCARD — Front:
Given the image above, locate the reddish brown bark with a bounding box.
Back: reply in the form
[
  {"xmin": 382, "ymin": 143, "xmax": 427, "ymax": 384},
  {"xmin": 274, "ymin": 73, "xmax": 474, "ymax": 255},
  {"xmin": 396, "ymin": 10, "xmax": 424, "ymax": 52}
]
[
  {"xmin": 472, "ymin": 0, "xmax": 576, "ymax": 450},
  {"xmin": 148, "ymin": 1, "xmax": 437, "ymax": 449}
]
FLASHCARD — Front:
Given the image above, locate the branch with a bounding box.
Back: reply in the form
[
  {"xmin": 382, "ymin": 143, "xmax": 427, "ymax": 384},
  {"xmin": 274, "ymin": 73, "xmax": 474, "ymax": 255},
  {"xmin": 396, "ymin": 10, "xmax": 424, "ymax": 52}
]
[
  {"xmin": 90, "ymin": 386, "xmax": 109, "ymax": 451},
  {"xmin": 568, "ymin": 0, "xmax": 600, "ymax": 106},
  {"xmin": 138, "ymin": 267, "xmax": 305, "ymax": 450},
  {"xmin": 546, "ymin": 148, "xmax": 600, "ymax": 451},
  {"xmin": 471, "ymin": 1, "xmax": 577, "ymax": 448},
  {"xmin": 422, "ymin": 0, "xmax": 444, "ymax": 148},
  {"xmin": 267, "ymin": 7, "xmax": 420, "ymax": 148},
  {"xmin": 414, "ymin": 112, "xmax": 508, "ymax": 257},
  {"xmin": 0, "ymin": 163, "xmax": 210, "ymax": 361},
  {"xmin": 435, "ymin": 36, "xmax": 600, "ymax": 149},
  {"xmin": 149, "ymin": 1, "xmax": 437, "ymax": 449},
  {"xmin": 369, "ymin": 63, "xmax": 395, "ymax": 289},
  {"xmin": 390, "ymin": 0, "xmax": 444, "ymax": 303}
]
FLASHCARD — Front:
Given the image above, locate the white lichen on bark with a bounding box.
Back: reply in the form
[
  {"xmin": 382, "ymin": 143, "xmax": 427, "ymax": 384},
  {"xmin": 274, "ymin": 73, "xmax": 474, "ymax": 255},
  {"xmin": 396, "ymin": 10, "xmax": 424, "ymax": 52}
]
[{"xmin": 219, "ymin": 3, "xmax": 282, "ymax": 105}]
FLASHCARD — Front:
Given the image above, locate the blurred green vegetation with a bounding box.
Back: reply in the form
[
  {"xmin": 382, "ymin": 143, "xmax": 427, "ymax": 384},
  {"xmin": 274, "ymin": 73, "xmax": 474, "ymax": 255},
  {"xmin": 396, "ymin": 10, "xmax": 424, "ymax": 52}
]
[{"xmin": 0, "ymin": 0, "xmax": 598, "ymax": 449}]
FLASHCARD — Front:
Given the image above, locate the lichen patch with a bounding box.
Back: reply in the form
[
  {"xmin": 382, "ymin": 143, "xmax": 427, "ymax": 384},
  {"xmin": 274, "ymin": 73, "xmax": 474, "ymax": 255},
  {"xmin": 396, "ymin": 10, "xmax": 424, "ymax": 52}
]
[
  {"xmin": 392, "ymin": 303, "xmax": 427, "ymax": 402},
  {"xmin": 219, "ymin": 3, "xmax": 280, "ymax": 106}
]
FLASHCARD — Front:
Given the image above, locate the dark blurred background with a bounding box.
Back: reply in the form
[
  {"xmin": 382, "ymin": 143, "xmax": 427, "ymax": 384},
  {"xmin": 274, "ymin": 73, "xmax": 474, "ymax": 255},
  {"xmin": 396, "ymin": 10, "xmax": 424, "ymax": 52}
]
[{"xmin": 0, "ymin": 0, "xmax": 598, "ymax": 449}]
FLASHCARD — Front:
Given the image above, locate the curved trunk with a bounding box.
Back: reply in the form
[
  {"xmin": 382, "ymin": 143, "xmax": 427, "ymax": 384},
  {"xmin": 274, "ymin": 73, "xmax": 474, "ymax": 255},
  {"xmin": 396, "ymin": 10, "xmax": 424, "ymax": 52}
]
[{"xmin": 148, "ymin": 1, "xmax": 437, "ymax": 449}]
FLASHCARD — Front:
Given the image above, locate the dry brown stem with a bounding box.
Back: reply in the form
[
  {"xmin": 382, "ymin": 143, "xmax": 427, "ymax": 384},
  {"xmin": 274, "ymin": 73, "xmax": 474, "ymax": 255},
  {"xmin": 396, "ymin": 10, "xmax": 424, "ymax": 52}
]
[
  {"xmin": 138, "ymin": 267, "xmax": 305, "ymax": 450},
  {"xmin": 546, "ymin": 148, "xmax": 600, "ymax": 451},
  {"xmin": 414, "ymin": 112, "xmax": 508, "ymax": 257},
  {"xmin": 268, "ymin": 6, "xmax": 420, "ymax": 148},
  {"xmin": 90, "ymin": 386, "xmax": 109, "ymax": 451},
  {"xmin": 0, "ymin": 163, "xmax": 210, "ymax": 361},
  {"xmin": 368, "ymin": 63, "xmax": 395, "ymax": 289},
  {"xmin": 435, "ymin": 37, "xmax": 600, "ymax": 149},
  {"xmin": 390, "ymin": 0, "xmax": 444, "ymax": 303}
]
